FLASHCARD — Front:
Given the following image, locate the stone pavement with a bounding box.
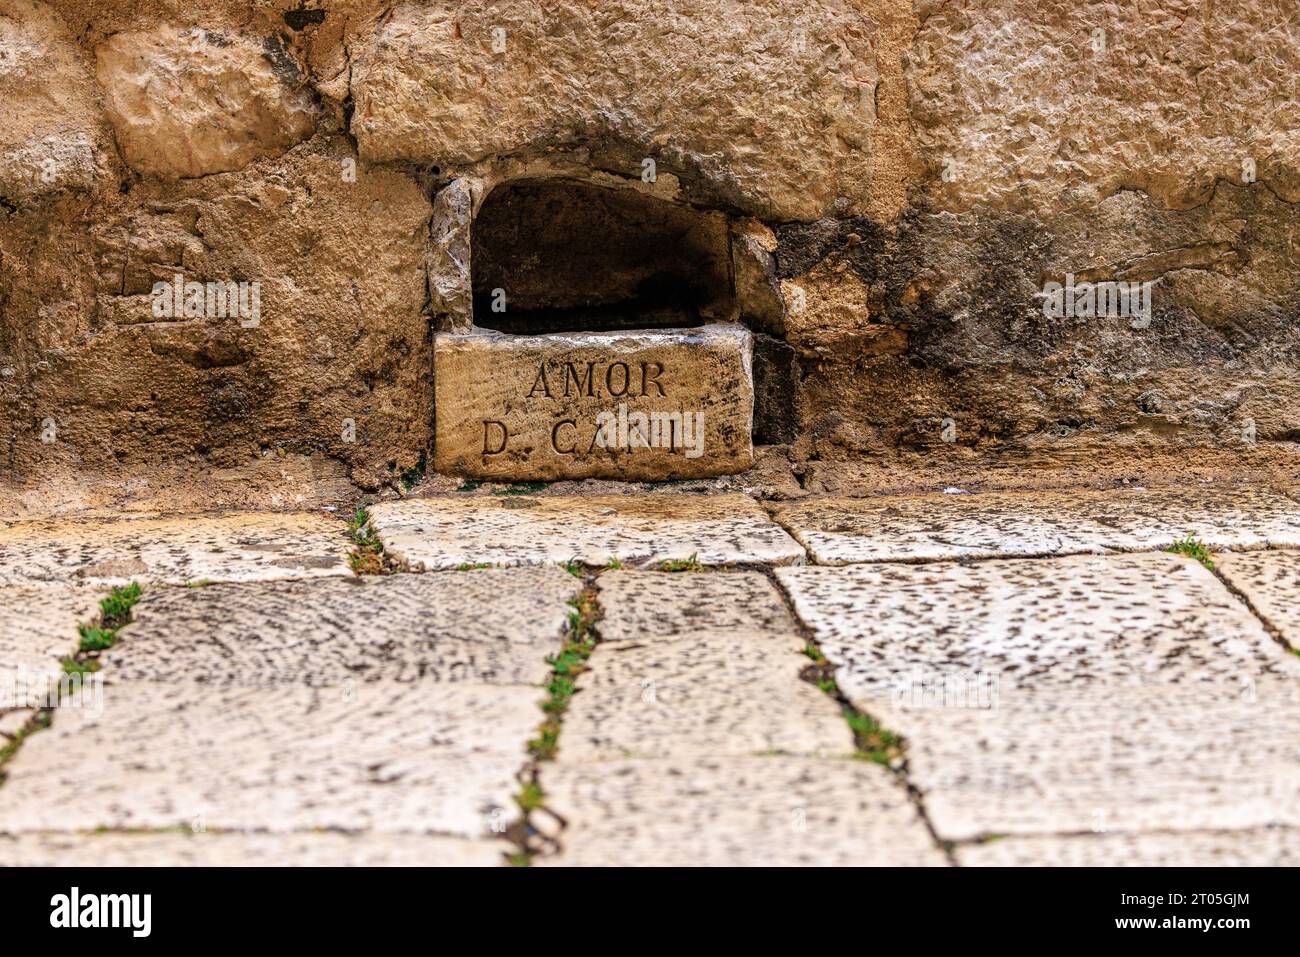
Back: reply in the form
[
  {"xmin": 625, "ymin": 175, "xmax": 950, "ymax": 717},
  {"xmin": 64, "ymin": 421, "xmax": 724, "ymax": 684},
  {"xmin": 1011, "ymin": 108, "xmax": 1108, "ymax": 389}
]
[{"xmin": 0, "ymin": 484, "xmax": 1297, "ymax": 865}]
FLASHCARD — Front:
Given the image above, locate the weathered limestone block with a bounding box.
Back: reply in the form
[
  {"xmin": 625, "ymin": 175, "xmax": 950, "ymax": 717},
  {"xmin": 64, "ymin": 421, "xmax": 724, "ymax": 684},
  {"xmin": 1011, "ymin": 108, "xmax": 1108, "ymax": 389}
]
[
  {"xmin": 0, "ymin": 0, "xmax": 107, "ymax": 203},
  {"xmin": 95, "ymin": 25, "xmax": 317, "ymax": 179},
  {"xmin": 434, "ymin": 325, "xmax": 754, "ymax": 480},
  {"xmin": 350, "ymin": 0, "xmax": 876, "ymax": 220},
  {"xmin": 908, "ymin": 0, "xmax": 1300, "ymax": 210}
]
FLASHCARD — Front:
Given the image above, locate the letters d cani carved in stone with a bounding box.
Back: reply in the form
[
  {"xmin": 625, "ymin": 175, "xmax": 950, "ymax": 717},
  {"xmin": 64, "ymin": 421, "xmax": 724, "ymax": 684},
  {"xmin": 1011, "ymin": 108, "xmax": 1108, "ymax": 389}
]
[{"xmin": 434, "ymin": 325, "xmax": 754, "ymax": 481}]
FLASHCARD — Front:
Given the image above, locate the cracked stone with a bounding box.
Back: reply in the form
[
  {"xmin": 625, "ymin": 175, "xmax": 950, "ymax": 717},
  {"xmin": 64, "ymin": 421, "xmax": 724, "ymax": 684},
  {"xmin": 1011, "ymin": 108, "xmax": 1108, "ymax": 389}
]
[
  {"xmin": 102, "ymin": 566, "xmax": 581, "ymax": 687},
  {"xmin": 367, "ymin": 494, "xmax": 805, "ymax": 570},
  {"xmin": 773, "ymin": 485, "xmax": 1300, "ymax": 564},
  {"xmin": 0, "ymin": 512, "xmax": 351, "ymax": 586},
  {"xmin": 538, "ymin": 756, "xmax": 945, "ymax": 866},
  {"xmin": 0, "ymin": 680, "xmax": 540, "ymax": 839},
  {"xmin": 1216, "ymin": 550, "xmax": 1300, "ymax": 649}
]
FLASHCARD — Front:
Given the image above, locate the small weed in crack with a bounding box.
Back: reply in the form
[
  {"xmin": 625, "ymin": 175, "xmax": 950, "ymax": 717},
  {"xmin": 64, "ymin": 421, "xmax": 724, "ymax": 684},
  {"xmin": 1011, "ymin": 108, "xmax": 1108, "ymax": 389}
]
[
  {"xmin": 1167, "ymin": 532, "xmax": 1214, "ymax": 570},
  {"xmin": 800, "ymin": 644, "xmax": 903, "ymax": 766},
  {"xmin": 510, "ymin": 582, "xmax": 603, "ymax": 865},
  {"xmin": 5, "ymin": 582, "xmax": 142, "ymax": 784},
  {"xmin": 659, "ymin": 552, "xmax": 702, "ymax": 572},
  {"xmin": 347, "ymin": 506, "xmax": 388, "ymax": 575},
  {"xmin": 68, "ymin": 582, "xmax": 143, "ymax": 671}
]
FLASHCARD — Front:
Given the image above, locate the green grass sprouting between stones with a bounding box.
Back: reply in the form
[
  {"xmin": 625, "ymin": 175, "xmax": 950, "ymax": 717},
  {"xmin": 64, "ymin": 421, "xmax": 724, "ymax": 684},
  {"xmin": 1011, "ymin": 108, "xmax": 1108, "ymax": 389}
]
[
  {"xmin": 63, "ymin": 582, "xmax": 143, "ymax": 675},
  {"xmin": 1166, "ymin": 531, "xmax": 1214, "ymax": 570},
  {"xmin": 3, "ymin": 582, "xmax": 143, "ymax": 783},
  {"xmin": 658, "ymin": 552, "xmax": 702, "ymax": 572},
  {"xmin": 801, "ymin": 642, "xmax": 903, "ymax": 766},
  {"xmin": 347, "ymin": 506, "xmax": 387, "ymax": 575},
  {"xmin": 510, "ymin": 582, "xmax": 603, "ymax": 866}
]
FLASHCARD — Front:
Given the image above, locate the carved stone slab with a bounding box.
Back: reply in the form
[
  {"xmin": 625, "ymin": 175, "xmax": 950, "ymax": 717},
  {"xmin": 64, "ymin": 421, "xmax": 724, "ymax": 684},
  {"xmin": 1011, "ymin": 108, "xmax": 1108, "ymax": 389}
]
[{"xmin": 434, "ymin": 324, "xmax": 753, "ymax": 480}]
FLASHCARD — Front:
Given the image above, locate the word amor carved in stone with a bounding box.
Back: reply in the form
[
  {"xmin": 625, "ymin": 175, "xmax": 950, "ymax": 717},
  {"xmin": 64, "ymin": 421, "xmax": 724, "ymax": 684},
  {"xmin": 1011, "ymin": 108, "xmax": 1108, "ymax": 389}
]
[{"xmin": 434, "ymin": 325, "xmax": 753, "ymax": 480}]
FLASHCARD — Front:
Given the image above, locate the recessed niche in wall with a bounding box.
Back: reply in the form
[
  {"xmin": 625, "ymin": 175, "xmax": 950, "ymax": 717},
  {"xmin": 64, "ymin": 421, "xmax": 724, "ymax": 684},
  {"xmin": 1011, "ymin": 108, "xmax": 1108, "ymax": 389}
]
[{"xmin": 470, "ymin": 178, "xmax": 734, "ymax": 335}]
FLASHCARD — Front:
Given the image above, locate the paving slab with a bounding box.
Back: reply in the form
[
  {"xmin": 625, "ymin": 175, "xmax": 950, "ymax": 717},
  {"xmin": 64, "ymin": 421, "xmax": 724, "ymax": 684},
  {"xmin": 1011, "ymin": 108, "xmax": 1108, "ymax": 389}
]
[
  {"xmin": 774, "ymin": 485, "xmax": 1300, "ymax": 563},
  {"xmin": 559, "ymin": 641, "xmax": 850, "ymax": 762},
  {"xmin": 1, "ymin": 585, "xmax": 98, "ymax": 688},
  {"xmin": 559, "ymin": 570, "xmax": 847, "ymax": 761},
  {"xmin": 778, "ymin": 553, "xmax": 1300, "ymax": 841},
  {"xmin": 874, "ymin": 682, "xmax": 1300, "ymax": 840},
  {"xmin": 0, "ymin": 512, "xmax": 351, "ymax": 586},
  {"xmin": 596, "ymin": 568, "xmax": 802, "ymax": 643},
  {"xmin": 539, "ymin": 756, "xmax": 945, "ymax": 866},
  {"xmin": 956, "ymin": 827, "xmax": 1300, "ymax": 867},
  {"xmin": 1216, "ymin": 550, "xmax": 1300, "ymax": 648},
  {"xmin": 0, "ymin": 830, "xmax": 506, "ymax": 866},
  {"xmin": 0, "ymin": 680, "xmax": 540, "ymax": 839},
  {"xmin": 102, "ymin": 566, "xmax": 581, "ymax": 687},
  {"xmin": 369, "ymin": 494, "xmax": 805, "ymax": 570},
  {"xmin": 778, "ymin": 553, "xmax": 1297, "ymax": 701}
]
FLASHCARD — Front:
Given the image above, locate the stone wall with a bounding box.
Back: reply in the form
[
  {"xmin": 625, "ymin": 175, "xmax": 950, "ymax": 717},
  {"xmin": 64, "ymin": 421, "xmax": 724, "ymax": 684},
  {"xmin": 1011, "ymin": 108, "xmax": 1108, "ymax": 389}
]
[{"xmin": 1, "ymin": 0, "xmax": 1296, "ymax": 490}]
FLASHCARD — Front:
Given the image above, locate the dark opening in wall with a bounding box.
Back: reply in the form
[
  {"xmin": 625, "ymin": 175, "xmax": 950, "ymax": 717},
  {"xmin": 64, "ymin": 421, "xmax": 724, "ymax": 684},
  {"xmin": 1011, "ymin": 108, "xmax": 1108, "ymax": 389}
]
[{"xmin": 471, "ymin": 178, "xmax": 734, "ymax": 334}]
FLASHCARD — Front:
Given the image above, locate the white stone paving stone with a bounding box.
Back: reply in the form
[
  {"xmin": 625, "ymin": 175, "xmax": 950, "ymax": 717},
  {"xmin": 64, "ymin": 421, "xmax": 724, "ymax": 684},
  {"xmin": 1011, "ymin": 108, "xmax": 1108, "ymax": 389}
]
[
  {"xmin": 956, "ymin": 827, "xmax": 1300, "ymax": 867},
  {"xmin": 878, "ymin": 683, "xmax": 1300, "ymax": 841},
  {"xmin": 368, "ymin": 494, "xmax": 805, "ymax": 570},
  {"xmin": 0, "ymin": 512, "xmax": 352, "ymax": 586},
  {"xmin": 539, "ymin": 756, "xmax": 946, "ymax": 866},
  {"xmin": 1216, "ymin": 550, "xmax": 1300, "ymax": 649},
  {"xmin": 559, "ymin": 571, "xmax": 849, "ymax": 761},
  {"xmin": 101, "ymin": 566, "xmax": 582, "ymax": 687},
  {"xmin": 778, "ymin": 553, "xmax": 1300, "ymax": 841},
  {"xmin": 0, "ymin": 585, "xmax": 98, "ymax": 687},
  {"xmin": 0, "ymin": 680, "xmax": 541, "ymax": 839},
  {"xmin": 774, "ymin": 484, "xmax": 1300, "ymax": 563},
  {"xmin": 595, "ymin": 568, "xmax": 804, "ymax": 644},
  {"xmin": 777, "ymin": 553, "xmax": 1299, "ymax": 700},
  {"xmin": 0, "ymin": 830, "xmax": 507, "ymax": 866}
]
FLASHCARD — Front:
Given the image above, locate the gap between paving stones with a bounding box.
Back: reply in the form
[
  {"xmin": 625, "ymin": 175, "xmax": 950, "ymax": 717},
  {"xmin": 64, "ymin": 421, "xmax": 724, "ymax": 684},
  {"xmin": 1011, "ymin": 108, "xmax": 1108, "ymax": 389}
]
[
  {"xmin": 1207, "ymin": 551, "xmax": 1300, "ymax": 659},
  {"xmin": 509, "ymin": 564, "xmax": 604, "ymax": 865},
  {"xmin": 0, "ymin": 582, "xmax": 141, "ymax": 788},
  {"xmin": 760, "ymin": 565, "xmax": 958, "ymax": 866}
]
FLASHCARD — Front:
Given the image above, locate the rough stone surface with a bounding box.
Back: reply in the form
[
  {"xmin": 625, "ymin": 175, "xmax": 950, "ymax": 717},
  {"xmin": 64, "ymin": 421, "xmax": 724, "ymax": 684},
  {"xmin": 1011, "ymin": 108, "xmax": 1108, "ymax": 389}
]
[
  {"xmin": 875, "ymin": 683, "xmax": 1300, "ymax": 840},
  {"xmin": 559, "ymin": 640, "xmax": 848, "ymax": 762},
  {"xmin": 0, "ymin": 585, "xmax": 96, "ymax": 684},
  {"xmin": 596, "ymin": 569, "xmax": 802, "ymax": 644},
  {"xmin": 0, "ymin": 680, "xmax": 540, "ymax": 838},
  {"xmin": 0, "ymin": 0, "xmax": 107, "ymax": 204},
  {"xmin": 0, "ymin": 512, "xmax": 351, "ymax": 585},
  {"xmin": 0, "ymin": 830, "xmax": 506, "ymax": 867},
  {"xmin": 908, "ymin": 0, "xmax": 1300, "ymax": 211},
  {"xmin": 368, "ymin": 494, "xmax": 805, "ymax": 570},
  {"xmin": 434, "ymin": 325, "xmax": 754, "ymax": 481},
  {"xmin": 780, "ymin": 552, "xmax": 1300, "ymax": 841},
  {"xmin": 103, "ymin": 566, "xmax": 581, "ymax": 687},
  {"xmin": 1216, "ymin": 550, "xmax": 1300, "ymax": 649},
  {"xmin": 95, "ymin": 25, "xmax": 318, "ymax": 179},
  {"xmin": 957, "ymin": 828, "xmax": 1300, "ymax": 867},
  {"xmin": 540, "ymin": 756, "xmax": 944, "ymax": 866},
  {"xmin": 775, "ymin": 486, "xmax": 1300, "ymax": 563},
  {"xmin": 778, "ymin": 553, "xmax": 1298, "ymax": 700},
  {"xmin": 350, "ymin": 0, "xmax": 876, "ymax": 220},
  {"xmin": 559, "ymin": 571, "xmax": 848, "ymax": 761}
]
